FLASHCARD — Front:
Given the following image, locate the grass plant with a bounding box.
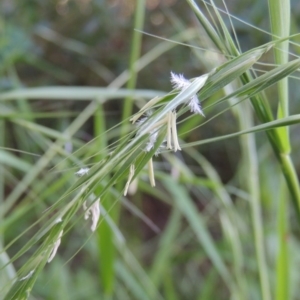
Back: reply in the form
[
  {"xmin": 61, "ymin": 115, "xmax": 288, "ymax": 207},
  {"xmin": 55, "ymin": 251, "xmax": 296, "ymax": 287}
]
[{"xmin": 1, "ymin": 0, "xmax": 300, "ymax": 299}]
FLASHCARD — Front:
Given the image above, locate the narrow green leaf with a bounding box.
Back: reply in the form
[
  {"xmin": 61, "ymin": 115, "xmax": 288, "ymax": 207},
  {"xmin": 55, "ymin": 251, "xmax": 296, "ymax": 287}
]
[
  {"xmin": 0, "ymin": 87, "xmax": 164, "ymax": 101},
  {"xmin": 0, "ymin": 150, "xmax": 31, "ymax": 172},
  {"xmin": 210, "ymin": 58, "xmax": 300, "ymax": 107},
  {"xmin": 186, "ymin": 114, "xmax": 300, "ymax": 148},
  {"xmin": 200, "ymin": 46, "xmax": 271, "ymax": 101}
]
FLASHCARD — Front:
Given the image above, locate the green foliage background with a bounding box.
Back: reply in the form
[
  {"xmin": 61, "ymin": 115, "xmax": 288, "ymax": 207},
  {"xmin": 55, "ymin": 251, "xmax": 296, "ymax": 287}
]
[{"xmin": 1, "ymin": 0, "xmax": 300, "ymax": 299}]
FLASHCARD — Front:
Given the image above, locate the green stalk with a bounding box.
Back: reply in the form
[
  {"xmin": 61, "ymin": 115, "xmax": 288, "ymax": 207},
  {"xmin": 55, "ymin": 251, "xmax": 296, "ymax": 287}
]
[
  {"xmin": 268, "ymin": 3, "xmax": 291, "ymax": 297},
  {"xmin": 276, "ymin": 178, "xmax": 289, "ymax": 300},
  {"xmin": 94, "ymin": 104, "xmax": 117, "ymax": 298},
  {"xmin": 228, "ymin": 83, "xmax": 270, "ymax": 300},
  {"xmin": 240, "ymin": 103, "xmax": 271, "ymax": 300},
  {"xmin": 120, "ymin": 0, "xmax": 146, "ymax": 137},
  {"xmin": 268, "ymin": 0, "xmax": 290, "ymax": 151}
]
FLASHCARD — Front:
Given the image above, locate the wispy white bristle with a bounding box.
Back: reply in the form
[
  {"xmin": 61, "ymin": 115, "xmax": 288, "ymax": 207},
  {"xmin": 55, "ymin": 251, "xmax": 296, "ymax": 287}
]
[
  {"xmin": 75, "ymin": 168, "xmax": 90, "ymax": 177},
  {"xmin": 170, "ymin": 72, "xmax": 190, "ymax": 90},
  {"xmin": 170, "ymin": 71, "xmax": 206, "ymax": 116},
  {"xmin": 188, "ymin": 95, "xmax": 205, "ymax": 116},
  {"xmin": 19, "ymin": 270, "xmax": 35, "ymax": 281}
]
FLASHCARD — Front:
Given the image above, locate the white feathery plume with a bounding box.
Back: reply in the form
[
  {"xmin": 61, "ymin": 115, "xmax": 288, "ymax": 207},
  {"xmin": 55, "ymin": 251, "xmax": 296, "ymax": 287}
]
[
  {"xmin": 170, "ymin": 72, "xmax": 206, "ymax": 116},
  {"xmin": 170, "ymin": 72, "xmax": 190, "ymax": 89},
  {"xmin": 188, "ymin": 95, "xmax": 205, "ymax": 116},
  {"xmin": 75, "ymin": 167, "xmax": 90, "ymax": 177}
]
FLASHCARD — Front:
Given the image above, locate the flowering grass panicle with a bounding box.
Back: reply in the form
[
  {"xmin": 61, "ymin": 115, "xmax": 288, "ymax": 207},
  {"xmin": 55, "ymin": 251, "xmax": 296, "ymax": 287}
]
[{"xmin": 127, "ymin": 72, "xmax": 208, "ymax": 189}]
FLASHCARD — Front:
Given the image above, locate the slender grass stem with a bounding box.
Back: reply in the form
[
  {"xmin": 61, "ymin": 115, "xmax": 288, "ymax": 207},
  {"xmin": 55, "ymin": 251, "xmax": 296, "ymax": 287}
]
[
  {"xmin": 228, "ymin": 83, "xmax": 270, "ymax": 299},
  {"xmin": 94, "ymin": 104, "xmax": 116, "ymax": 296},
  {"xmin": 268, "ymin": 3, "xmax": 291, "ymax": 297},
  {"xmin": 244, "ymin": 129, "xmax": 271, "ymax": 300},
  {"xmin": 276, "ymin": 178, "xmax": 289, "ymax": 300},
  {"xmin": 120, "ymin": 0, "xmax": 146, "ymax": 137}
]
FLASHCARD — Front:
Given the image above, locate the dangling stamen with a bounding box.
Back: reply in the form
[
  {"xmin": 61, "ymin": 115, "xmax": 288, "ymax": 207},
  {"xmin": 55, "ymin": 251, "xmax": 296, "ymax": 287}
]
[
  {"xmin": 148, "ymin": 158, "xmax": 155, "ymax": 187},
  {"xmin": 48, "ymin": 230, "xmax": 63, "ymax": 263},
  {"xmin": 167, "ymin": 112, "xmax": 172, "ymax": 150},
  {"xmin": 171, "ymin": 112, "xmax": 181, "ymax": 152},
  {"xmin": 124, "ymin": 164, "xmax": 135, "ymax": 196}
]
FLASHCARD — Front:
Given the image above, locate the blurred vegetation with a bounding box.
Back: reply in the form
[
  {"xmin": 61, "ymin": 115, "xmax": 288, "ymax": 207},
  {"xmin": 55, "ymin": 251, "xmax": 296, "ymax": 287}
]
[{"xmin": 1, "ymin": 0, "xmax": 300, "ymax": 299}]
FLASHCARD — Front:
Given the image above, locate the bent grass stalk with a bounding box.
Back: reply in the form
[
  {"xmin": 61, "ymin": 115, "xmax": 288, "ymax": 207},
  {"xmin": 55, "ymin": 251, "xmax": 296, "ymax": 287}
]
[
  {"xmin": 185, "ymin": 1, "xmax": 298, "ymax": 299},
  {"xmin": 186, "ymin": 0, "xmax": 300, "ymax": 219}
]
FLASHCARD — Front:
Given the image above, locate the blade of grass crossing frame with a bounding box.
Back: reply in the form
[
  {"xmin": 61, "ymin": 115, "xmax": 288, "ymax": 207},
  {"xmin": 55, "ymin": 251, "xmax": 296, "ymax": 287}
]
[{"xmin": 186, "ymin": 113, "xmax": 300, "ymax": 148}]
